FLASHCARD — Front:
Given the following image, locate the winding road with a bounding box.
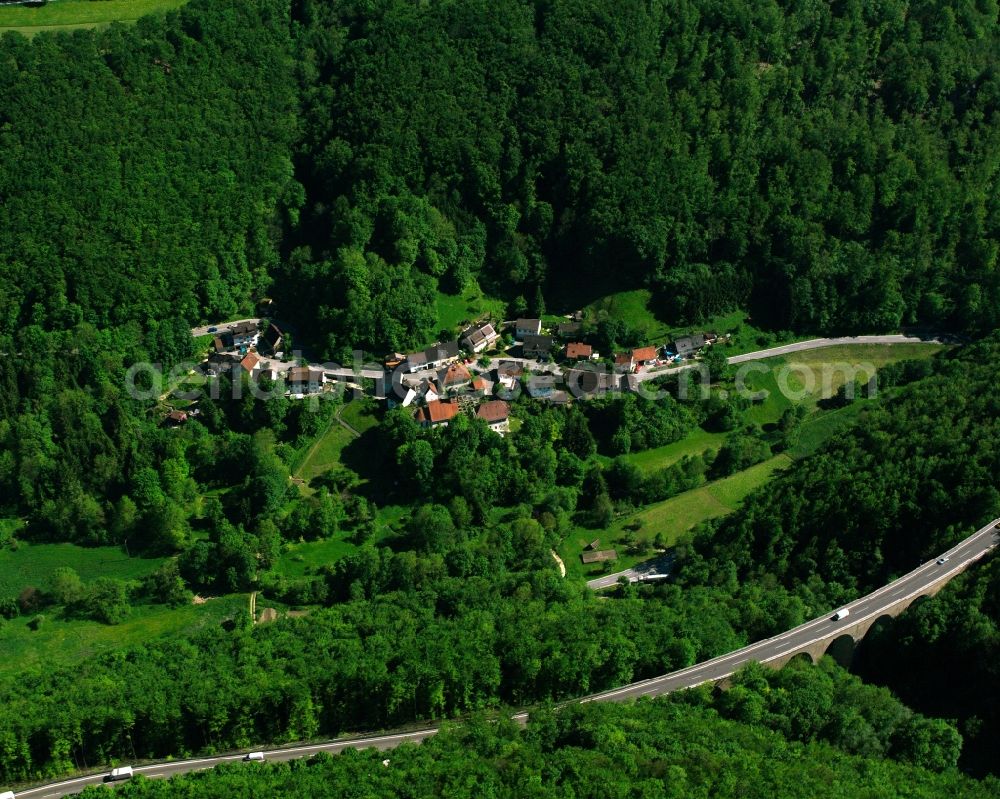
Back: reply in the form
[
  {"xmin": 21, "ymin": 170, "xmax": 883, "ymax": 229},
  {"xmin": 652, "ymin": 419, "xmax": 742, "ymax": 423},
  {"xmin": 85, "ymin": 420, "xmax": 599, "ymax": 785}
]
[{"xmin": 12, "ymin": 518, "xmax": 996, "ymax": 799}]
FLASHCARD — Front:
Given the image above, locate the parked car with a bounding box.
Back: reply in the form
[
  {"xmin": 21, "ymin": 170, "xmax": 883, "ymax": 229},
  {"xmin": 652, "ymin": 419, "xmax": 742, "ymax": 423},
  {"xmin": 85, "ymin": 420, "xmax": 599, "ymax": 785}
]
[{"xmin": 207, "ymin": 326, "xmax": 218, "ymax": 333}]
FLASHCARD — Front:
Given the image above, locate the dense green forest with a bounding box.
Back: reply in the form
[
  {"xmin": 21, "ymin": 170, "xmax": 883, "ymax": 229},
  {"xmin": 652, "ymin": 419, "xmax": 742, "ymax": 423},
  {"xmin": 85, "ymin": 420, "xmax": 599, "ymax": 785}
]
[
  {"xmin": 0, "ymin": 342, "xmax": 996, "ymax": 783},
  {"xmin": 281, "ymin": 0, "xmax": 1000, "ymax": 356},
  {"xmin": 74, "ymin": 695, "xmax": 999, "ymax": 799},
  {"xmin": 856, "ymin": 557, "xmax": 1000, "ymax": 777},
  {"xmin": 2, "ymin": 0, "xmax": 1000, "ymax": 793}
]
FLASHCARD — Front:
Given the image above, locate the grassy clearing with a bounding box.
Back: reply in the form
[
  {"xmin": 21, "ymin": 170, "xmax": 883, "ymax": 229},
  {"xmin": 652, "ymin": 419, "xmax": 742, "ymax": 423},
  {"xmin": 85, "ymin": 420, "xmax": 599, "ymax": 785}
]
[
  {"xmin": 0, "ymin": 0, "xmax": 189, "ymax": 34},
  {"xmin": 433, "ymin": 281, "xmax": 506, "ymax": 343},
  {"xmin": 275, "ymin": 537, "xmax": 358, "ymax": 579},
  {"xmin": 560, "ymin": 454, "xmax": 790, "ymax": 579},
  {"xmin": 294, "ymin": 399, "xmax": 382, "ymax": 488},
  {"xmin": 585, "ymin": 289, "xmax": 672, "ymax": 342},
  {"xmin": 296, "ymin": 424, "xmax": 355, "ymax": 484},
  {"xmin": 0, "ymin": 542, "xmax": 166, "ymax": 598},
  {"xmin": 790, "ymin": 403, "xmax": 867, "ymax": 459},
  {"xmin": 624, "ymin": 428, "xmax": 728, "ymax": 473},
  {"xmin": 0, "ymin": 595, "xmax": 245, "ymax": 676},
  {"xmin": 736, "ymin": 342, "xmax": 944, "ymax": 425}
]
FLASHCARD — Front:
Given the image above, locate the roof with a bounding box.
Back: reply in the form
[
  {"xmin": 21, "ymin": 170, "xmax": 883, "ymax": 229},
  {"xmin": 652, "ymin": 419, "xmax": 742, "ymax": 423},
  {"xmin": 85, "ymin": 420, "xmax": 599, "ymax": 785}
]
[
  {"xmin": 240, "ymin": 352, "xmax": 260, "ymax": 372},
  {"xmin": 557, "ymin": 322, "xmax": 583, "ymax": 337},
  {"xmin": 566, "ymin": 367, "xmax": 617, "ymax": 395},
  {"xmin": 516, "ymin": 318, "xmax": 541, "ymax": 330},
  {"xmin": 476, "ymin": 400, "xmax": 510, "ymax": 423},
  {"xmin": 212, "ymin": 336, "xmax": 226, "ymax": 352},
  {"xmin": 260, "ymin": 323, "xmax": 282, "ymax": 349},
  {"xmin": 614, "ymin": 353, "xmax": 633, "ymax": 366},
  {"xmin": 461, "ymin": 322, "xmax": 498, "ymax": 346},
  {"xmin": 631, "ymin": 346, "xmax": 658, "ymax": 362},
  {"xmin": 542, "ymin": 390, "xmax": 571, "ymax": 404},
  {"xmin": 426, "ymin": 340, "xmax": 459, "ymax": 361},
  {"xmin": 406, "ymin": 352, "xmax": 428, "ymax": 368},
  {"xmin": 230, "ymin": 321, "xmax": 258, "ymax": 336},
  {"xmin": 673, "ymin": 334, "xmax": 708, "ymax": 354},
  {"xmin": 442, "ymin": 362, "xmax": 472, "ymax": 385},
  {"xmin": 565, "ymin": 342, "xmax": 592, "ymax": 359},
  {"xmin": 471, "ymin": 377, "xmax": 490, "ymax": 391},
  {"xmin": 288, "ymin": 365, "xmax": 322, "ymax": 383},
  {"xmin": 581, "ymin": 549, "xmax": 618, "ymax": 564},
  {"xmin": 496, "ymin": 360, "xmax": 524, "ymax": 377},
  {"xmin": 522, "ymin": 334, "xmax": 554, "ymax": 353},
  {"xmin": 167, "ymin": 409, "xmax": 187, "ymax": 422},
  {"xmin": 415, "ymin": 399, "xmax": 460, "ymax": 424}
]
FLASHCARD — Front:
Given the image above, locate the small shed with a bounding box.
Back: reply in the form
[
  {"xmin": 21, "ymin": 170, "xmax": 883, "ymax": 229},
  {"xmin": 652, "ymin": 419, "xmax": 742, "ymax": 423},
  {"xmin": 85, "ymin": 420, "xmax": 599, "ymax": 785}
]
[{"xmin": 581, "ymin": 549, "xmax": 618, "ymax": 564}]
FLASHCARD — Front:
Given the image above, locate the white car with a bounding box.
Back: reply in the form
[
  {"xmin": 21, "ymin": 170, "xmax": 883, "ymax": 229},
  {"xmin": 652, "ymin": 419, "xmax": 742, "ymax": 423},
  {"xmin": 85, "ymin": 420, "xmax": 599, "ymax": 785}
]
[
  {"xmin": 244, "ymin": 752, "xmax": 265, "ymax": 762},
  {"xmin": 936, "ymin": 556, "xmax": 950, "ymax": 565},
  {"xmin": 107, "ymin": 766, "xmax": 133, "ymax": 782}
]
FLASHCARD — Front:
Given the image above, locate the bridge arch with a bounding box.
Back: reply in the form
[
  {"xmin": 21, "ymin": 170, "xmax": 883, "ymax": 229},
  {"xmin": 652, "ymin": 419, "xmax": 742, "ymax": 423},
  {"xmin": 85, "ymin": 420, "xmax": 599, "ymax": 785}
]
[{"xmin": 823, "ymin": 633, "xmax": 857, "ymax": 667}]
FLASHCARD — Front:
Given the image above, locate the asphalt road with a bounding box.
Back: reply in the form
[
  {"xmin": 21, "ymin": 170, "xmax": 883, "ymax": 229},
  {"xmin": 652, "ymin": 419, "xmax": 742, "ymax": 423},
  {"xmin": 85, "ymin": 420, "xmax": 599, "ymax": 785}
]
[
  {"xmin": 190, "ymin": 318, "xmax": 262, "ymax": 339},
  {"xmin": 13, "ymin": 519, "xmax": 996, "ymax": 799},
  {"xmin": 634, "ymin": 334, "xmax": 945, "ymax": 382},
  {"xmin": 586, "ymin": 554, "xmax": 674, "ymax": 590}
]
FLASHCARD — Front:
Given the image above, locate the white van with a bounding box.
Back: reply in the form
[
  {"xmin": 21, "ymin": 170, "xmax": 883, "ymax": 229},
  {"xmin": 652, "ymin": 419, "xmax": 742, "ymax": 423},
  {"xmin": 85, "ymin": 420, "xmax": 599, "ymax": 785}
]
[
  {"xmin": 1, "ymin": 789, "xmax": 16, "ymax": 799},
  {"xmin": 833, "ymin": 608, "xmax": 850, "ymax": 621},
  {"xmin": 244, "ymin": 752, "xmax": 265, "ymax": 762},
  {"xmin": 108, "ymin": 766, "xmax": 134, "ymax": 781}
]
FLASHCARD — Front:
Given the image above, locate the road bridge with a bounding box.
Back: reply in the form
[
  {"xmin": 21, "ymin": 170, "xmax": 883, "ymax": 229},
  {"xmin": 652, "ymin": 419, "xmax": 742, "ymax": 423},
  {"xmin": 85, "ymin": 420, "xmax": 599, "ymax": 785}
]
[{"xmin": 12, "ymin": 519, "xmax": 997, "ymax": 798}]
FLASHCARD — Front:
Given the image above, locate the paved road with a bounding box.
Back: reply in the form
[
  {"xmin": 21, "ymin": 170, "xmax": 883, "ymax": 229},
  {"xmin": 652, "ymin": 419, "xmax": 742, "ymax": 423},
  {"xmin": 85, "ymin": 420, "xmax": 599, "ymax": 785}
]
[
  {"xmin": 13, "ymin": 519, "xmax": 996, "ymax": 798},
  {"xmin": 586, "ymin": 554, "xmax": 674, "ymax": 590},
  {"xmin": 585, "ymin": 519, "xmax": 997, "ymax": 702},
  {"xmin": 634, "ymin": 334, "xmax": 945, "ymax": 382},
  {"xmin": 190, "ymin": 318, "xmax": 262, "ymax": 339}
]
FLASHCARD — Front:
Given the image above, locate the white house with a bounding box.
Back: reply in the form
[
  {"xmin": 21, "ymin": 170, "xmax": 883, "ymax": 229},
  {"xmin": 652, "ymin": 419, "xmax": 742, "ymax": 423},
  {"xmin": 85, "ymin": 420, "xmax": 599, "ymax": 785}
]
[
  {"xmin": 514, "ymin": 318, "xmax": 542, "ymax": 340},
  {"xmin": 461, "ymin": 321, "xmax": 500, "ymax": 353},
  {"xmin": 476, "ymin": 400, "xmax": 511, "ymax": 435},
  {"xmin": 288, "ymin": 365, "xmax": 323, "ymax": 394},
  {"xmin": 229, "ymin": 321, "xmax": 260, "ymax": 349}
]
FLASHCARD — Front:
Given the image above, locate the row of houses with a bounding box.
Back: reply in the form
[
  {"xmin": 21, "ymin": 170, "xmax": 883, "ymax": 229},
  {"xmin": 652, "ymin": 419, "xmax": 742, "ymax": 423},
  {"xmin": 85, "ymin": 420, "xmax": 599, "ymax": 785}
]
[{"xmin": 415, "ymin": 398, "xmax": 512, "ymax": 434}]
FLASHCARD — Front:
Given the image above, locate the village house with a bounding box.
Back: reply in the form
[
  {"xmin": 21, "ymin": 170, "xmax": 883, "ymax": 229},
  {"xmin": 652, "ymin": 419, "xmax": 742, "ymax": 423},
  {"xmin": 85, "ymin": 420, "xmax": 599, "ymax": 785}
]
[
  {"xmin": 228, "ymin": 321, "xmax": 260, "ymax": 350},
  {"xmin": 514, "ymin": 318, "xmax": 542, "ymax": 339},
  {"xmin": 476, "ymin": 399, "xmax": 511, "ymax": 434},
  {"xmin": 460, "ymin": 321, "xmax": 500, "ymax": 353},
  {"xmin": 614, "ymin": 352, "xmax": 633, "ymax": 372},
  {"xmin": 415, "ymin": 398, "xmax": 460, "ymax": 428},
  {"xmin": 288, "ymin": 365, "xmax": 324, "ymax": 394},
  {"xmin": 440, "ymin": 361, "xmax": 473, "ymax": 391},
  {"xmin": 522, "ymin": 334, "xmax": 554, "ymax": 358},
  {"xmin": 212, "ymin": 336, "xmax": 227, "ymax": 354},
  {"xmin": 540, "ymin": 389, "xmax": 571, "ymax": 405},
  {"xmin": 564, "ymin": 341, "xmax": 593, "ymax": 361},
  {"xmin": 630, "ymin": 345, "xmax": 659, "ymax": 371},
  {"xmin": 205, "ymin": 352, "xmax": 239, "ymax": 376},
  {"xmin": 469, "ymin": 376, "xmax": 491, "ymax": 397},
  {"xmin": 525, "ymin": 372, "xmax": 561, "ymax": 399},
  {"xmin": 258, "ymin": 322, "xmax": 283, "ymax": 356},
  {"xmin": 672, "ymin": 333, "xmax": 708, "ymax": 358},
  {"xmin": 556, "ymin": 321, "xmax": 583, "ymax": 338},
  {"xmin": 423, "ymin": 380, "xmax": 443, "ymax": 403},
  {"xmin": 240, "ymin": 352, "xmax": 260, "ymax": 373},
  {"xmin": 166, "ymin": 409, "xmax": 188, "ymax": 425},
  {"xmin": 405, "ymin": 340, "xmax": 459, "ymax": 373},
  {"xmin": 565, "ymin": 366, "xmax": 622, "ymax": 398}
]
